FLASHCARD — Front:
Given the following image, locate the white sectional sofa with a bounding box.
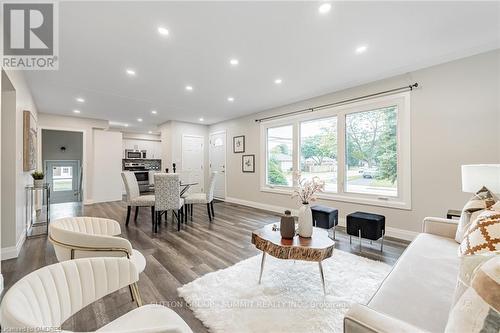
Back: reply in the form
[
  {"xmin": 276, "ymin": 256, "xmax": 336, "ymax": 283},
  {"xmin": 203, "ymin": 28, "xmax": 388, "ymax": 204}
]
[{"xmin": 344, "ymin": 217, "xmax": 460, "ymax": 333}]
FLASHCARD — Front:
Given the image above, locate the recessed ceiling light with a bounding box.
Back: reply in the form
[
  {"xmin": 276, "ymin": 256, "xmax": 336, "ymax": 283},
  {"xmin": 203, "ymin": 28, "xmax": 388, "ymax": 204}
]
[
  {"xmin": 151, "ymin": 110, "xmax": 157, "ymax": 115},
  {"xmin": 137, "ymin": 118, "xmax": 143, "ymax": 122},
  {"xmin": 318, "ymin": 3, "xmax": 332, "ymax": 14},
  {"xmin": 124, "ymin": 124, "xmax": 129, "ymax": 127},
  {"xmin": 76, "ymin": 97, "xmax": 85, "ymax": 103},
  {"xmin": 73, "ymin": 109, "xmax": 81, "ymax": 114},
  {"xmin": 126, "ymin": 69, "xmax": 136, "ymax": 76},
  {"xmin": 274, "ymin": 78, "xmax": 283, "ymax": 85},
  {"xmin": 355, "ymin": 45, "xmax": 368, "ymax": 54},
  {"xmin": 185, "ymin": 85, "xmax": 193, "ymax": 91},
  {"xmin": 199, "ymin": 117, "xmax": 204, "ymax": 122},
  {"xmin": 227, "ymin": 97, "xmax": 234, "ymax": 102},
  {"xmin": 157, "ymin": 26, "xmax": 169, "ymax": 36},
  {"xmin": 230, "ymin": 58, "xmax": 239, "ymax": 66},
  {"xmin": 148, "ymin": 130, "xmax": 153, "ymax": 134}
]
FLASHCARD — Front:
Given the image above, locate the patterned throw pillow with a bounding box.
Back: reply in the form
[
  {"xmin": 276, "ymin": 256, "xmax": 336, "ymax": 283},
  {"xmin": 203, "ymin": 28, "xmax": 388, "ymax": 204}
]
[
  {"xmin": 445, "ymin": 256, "xmax": 500, "ymax": 333},
  {"xmin": 459, "ymin": 210, "xmax": 500, "ymax": 256},
  {"xmin": 455, "ymin": 187, "xmax": 497, "ymax": 243}
]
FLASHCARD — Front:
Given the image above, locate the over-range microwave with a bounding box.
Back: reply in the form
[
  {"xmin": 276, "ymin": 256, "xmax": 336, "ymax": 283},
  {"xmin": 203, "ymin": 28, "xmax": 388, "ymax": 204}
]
[{"xmin": 125, "ymin": 149, "xmax": 147, "ymax": 159}]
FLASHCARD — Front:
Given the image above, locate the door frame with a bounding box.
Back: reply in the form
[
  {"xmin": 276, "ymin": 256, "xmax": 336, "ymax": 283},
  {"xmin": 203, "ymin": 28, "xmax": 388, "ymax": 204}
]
[
  {"xmin": 44, "ymin": 159, "xmax": 82, "ymax": 203},
  {"xmin": 209, "ymin": 130, "xmax": 227, "ymax": 200},
  {"xmin": 181, "ymin": 134, "xmax": 205, "ymax": 192},
  {"xmin": 38, "ymin": 126, "xmax": 87, "ymax": 203}
]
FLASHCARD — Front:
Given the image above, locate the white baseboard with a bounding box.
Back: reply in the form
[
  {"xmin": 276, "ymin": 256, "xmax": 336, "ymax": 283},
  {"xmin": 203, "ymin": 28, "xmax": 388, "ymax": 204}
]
[
  {"xmin": 225, "ymin": 196, "xmax": 418, "ymax": 242},
  {"xmin": 226, "ymin": 196, "xmax": 299, "ymax": 216},
  {"xmin": 1, "ymin": 231, "xmax": 27, "ymax": 260},
  {"xmin": 0, "ymin": 273, "xmax": 4, "ymax": 296}
]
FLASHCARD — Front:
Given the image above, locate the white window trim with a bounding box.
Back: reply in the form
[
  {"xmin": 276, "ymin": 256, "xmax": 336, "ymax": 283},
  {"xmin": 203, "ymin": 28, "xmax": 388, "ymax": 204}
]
[{"xmin": 260, "ymin": 92, "xmax": 412, "ymax": 210}]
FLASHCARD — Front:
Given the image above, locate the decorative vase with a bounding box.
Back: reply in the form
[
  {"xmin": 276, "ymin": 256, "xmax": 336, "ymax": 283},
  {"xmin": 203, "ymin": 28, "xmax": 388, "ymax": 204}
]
[
  {"xmin": 34, "ymin": 179, "xmax": 44, "ymax": 187},
  {"xmin": 280, "ymin": 210, "xmax": 295, "ymax": 239},
  {"xmin": 298, "ymin": 203, "xmax": 313, "ymax": 238}
]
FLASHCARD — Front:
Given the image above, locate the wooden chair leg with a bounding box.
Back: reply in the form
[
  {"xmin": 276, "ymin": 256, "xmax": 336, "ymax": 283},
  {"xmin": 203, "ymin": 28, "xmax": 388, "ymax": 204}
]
[
  {"xmin": 151, "ymin": 206, "xmax": 155, "ymax": 232},
  {"xmin": 210, "ymin": 201, "xmax": 215, "ymax": 218},
  {"xmin": 134, "ymin": 206, "xmax": 139, "ymax": 221},
  {"xmin": 157, "ymin": 212, "xmax": 161, "ymax": 233},
  {"xmin": 207, "ymin": 203, "xmax": 212, "ymax": 222},
  {"xmin": 190, "ymin": 204, "xmax": 193, "ymax": 221},
  {"xmin": 177, "ymin": 209, "xmax": 181, "ymax": 231},
  {"xmin": 126, "ymin": 206, "xmax": 131, "ymax": 226},
  {"xmin": 184, "ymin": 205, "xmax": 188, "ymax": 222}
]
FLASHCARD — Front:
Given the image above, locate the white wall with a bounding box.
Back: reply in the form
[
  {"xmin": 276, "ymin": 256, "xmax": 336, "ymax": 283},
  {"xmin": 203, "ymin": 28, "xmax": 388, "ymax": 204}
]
[
  {"xmin": 209, "ymin": 50, "xmax": 500, "ymax": 240},
  {"xmin": 1, "ymin": 69, "xmax": 39, "ymax": 261},
  {"xmin": 93, "ymin": 129, "xmax": 123, "ymax": 203},
  {"xmin": 159, "ymin": 121, "xmax": 209, "ymax": 187},
  {"xmin": 1, "ymin": 74, "xmax": 17, "ymax": 264}
]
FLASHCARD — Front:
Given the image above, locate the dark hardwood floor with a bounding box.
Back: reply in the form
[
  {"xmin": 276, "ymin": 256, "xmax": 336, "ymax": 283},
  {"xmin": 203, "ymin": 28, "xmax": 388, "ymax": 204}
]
[{"xmin": 1, "ymin": 200, "xmax": 408, "ymax": 332}]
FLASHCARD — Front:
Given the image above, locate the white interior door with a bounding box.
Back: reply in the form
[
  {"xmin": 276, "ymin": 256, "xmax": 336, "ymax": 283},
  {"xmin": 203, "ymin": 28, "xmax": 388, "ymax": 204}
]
[
  {"xmin": 209, "ymin": 131, "xmax": 226, "ymax": 199},
  {"xmin": 182, "ymin": 135, "xmax": 204, "ymax": 193}
]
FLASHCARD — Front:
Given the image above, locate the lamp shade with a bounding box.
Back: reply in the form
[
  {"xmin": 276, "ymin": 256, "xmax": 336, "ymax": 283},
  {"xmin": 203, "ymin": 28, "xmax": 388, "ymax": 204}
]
[{"xmin": 461, "ymin": 164, "xmax": 500, "ymax": 194}]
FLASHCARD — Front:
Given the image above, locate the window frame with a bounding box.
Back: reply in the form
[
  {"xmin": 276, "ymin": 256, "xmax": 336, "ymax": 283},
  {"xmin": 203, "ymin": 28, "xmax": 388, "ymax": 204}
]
[
  {"xmin": 262, "ymin": 122, "xmax": 295, "ymax": 190},
  {"xmin": 259, "ymin": 92, "xmax": 411, "ymax": 210},
  {"xmin": 299, "ymin": 115, "xmax": 339, "ymax": 193}
]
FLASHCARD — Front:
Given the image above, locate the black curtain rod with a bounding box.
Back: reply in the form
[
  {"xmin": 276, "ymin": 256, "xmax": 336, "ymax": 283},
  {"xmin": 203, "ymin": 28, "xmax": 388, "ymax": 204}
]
[{"xmin": 255, "ymin": 82, "xmax": 419, "ymax": 123}]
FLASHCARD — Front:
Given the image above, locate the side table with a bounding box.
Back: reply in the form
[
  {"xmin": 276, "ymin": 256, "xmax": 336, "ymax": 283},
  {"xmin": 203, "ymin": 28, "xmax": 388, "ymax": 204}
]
[
  {"xmin": 446, "ymin": 209, "xmax": 461, "ymax": 220},
  {"xmin": 25, "ymin": 183, "xmax": 51, "ymax": 238}
]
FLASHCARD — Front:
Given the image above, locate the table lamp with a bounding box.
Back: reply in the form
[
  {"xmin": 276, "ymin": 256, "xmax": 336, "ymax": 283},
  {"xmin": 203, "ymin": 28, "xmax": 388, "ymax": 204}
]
[{"xmin": 461, "ymin": 164, "xmax": 500, "ymax": 194}]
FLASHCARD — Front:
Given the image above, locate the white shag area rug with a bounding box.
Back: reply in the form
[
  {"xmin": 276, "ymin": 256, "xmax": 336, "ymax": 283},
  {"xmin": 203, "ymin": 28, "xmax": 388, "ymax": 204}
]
[{"xmin": 178, "ymin": 250, "xmax": 391, "ymax": 333}]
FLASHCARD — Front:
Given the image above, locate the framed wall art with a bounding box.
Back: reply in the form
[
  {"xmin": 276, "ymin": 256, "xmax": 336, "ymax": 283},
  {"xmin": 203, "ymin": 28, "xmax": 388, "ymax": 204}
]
[
  {"xmin": 23, "ymin": 110, "xmax": 37, "ymax": 171},
  {"xmin": 233, "ymin": 135, "xmax": 245, "ymax": 153},
  {"xmin": 242, "ymin": 154, "xmax": 255, "ymax": 173}
]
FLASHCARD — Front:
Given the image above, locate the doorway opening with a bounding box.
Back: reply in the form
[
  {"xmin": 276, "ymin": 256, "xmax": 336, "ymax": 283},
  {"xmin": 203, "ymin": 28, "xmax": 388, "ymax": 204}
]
[{"xmin": 42, "ymin": 130, "xmax": 83, "ymax": 204}]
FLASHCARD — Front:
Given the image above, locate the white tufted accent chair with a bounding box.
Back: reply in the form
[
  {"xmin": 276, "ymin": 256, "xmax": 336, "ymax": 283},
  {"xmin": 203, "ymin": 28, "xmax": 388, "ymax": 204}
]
[
  {"xmin": 122, "ymin": 171, "xmax": 155, "ymax": 230},
  {"xmin": 184, "ymin": 172, "xmax": 218, "ymax": 222},
  {"xmin": 154, "ymin": 173, "xmax": 184, "ymax": 232},
  {"xmin": 49, "ymin": 217, "xmax": 146, "ymax": 273},
  {"xmin": 0, "ymin": 257, "xmax": 193, "ymax": 333}
]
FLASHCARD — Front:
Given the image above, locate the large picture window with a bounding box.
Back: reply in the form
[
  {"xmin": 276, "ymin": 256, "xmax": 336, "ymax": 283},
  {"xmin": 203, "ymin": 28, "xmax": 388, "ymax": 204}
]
[
  {"xmin": 345, "ymin": 106, "xmax": 397, "ymax": 197},
  {"xmin": 300, "ymin": 117, "xmax": 338, "ymax": 193},
  {"xmin": 260, "ymin": 92, "xmax": 411, "ymax": 209},
  {"xmin": 266, "ymin": 125, "xmax": 293, "ymax": 187}
]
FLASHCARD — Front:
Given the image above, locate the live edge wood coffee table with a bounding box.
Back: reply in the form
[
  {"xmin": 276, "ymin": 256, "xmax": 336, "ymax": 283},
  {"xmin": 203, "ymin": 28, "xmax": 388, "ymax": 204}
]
[{"xmin": 251, "ymin": 224, "xmax": 335, "ymax": 294}]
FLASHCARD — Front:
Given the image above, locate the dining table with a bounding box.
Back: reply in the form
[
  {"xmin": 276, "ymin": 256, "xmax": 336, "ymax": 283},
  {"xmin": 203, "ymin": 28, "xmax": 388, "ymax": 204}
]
[{"xmin": 148, "ymin": 182, "xmax": 198, "ymax": 196}]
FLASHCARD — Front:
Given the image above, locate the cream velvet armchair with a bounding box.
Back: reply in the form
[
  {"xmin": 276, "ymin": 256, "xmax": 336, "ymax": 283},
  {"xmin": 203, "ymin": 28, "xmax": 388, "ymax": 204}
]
[
  {"xmin": 0, "ymin": 257, "xmax": 193, "ymax": 333},
  {"xmin": 49, "ymin": 217, "xmax": 146, "ymax": 273}
]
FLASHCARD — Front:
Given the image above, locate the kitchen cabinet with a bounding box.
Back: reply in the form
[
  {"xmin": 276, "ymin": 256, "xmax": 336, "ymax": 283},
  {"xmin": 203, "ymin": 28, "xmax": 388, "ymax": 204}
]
[{"xmin": 123, "ymin": 139, "xmax": 162, "ymax": 159}]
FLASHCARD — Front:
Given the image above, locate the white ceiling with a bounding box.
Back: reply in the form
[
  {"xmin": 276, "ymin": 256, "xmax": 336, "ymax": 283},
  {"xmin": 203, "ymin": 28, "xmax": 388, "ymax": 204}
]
[{"xmin": 25, "ymin": 1, "xmax": 500, "ymax": 132}]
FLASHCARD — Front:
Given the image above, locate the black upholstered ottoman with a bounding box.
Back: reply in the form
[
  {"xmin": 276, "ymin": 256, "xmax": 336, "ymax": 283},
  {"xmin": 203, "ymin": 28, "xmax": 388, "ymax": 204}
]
[
  {"xmin": 346, "ymin": 212, "xmax": 385, "ymax": 252},
  {"xmin": 311, "ymin": 205, "xmax": 338, "ymax": 239}
]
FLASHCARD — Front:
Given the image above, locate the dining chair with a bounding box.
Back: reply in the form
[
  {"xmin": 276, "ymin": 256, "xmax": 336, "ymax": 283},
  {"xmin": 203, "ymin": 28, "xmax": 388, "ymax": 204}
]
[
  {"xmin": 154, "ymin": 173, "xmax": 185, "ymax": 232},
  {"xmin": 121, "ymin": 171, "xmax": 155, "ymax": 231},
  {"xmin": 184, "ymin": 171, "xmax": 218, "ymax": 222}
]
